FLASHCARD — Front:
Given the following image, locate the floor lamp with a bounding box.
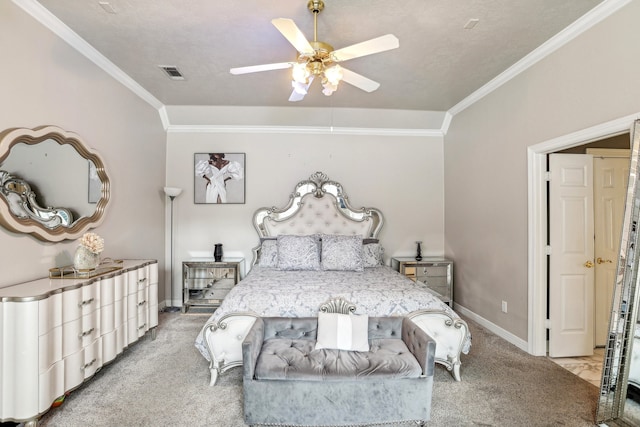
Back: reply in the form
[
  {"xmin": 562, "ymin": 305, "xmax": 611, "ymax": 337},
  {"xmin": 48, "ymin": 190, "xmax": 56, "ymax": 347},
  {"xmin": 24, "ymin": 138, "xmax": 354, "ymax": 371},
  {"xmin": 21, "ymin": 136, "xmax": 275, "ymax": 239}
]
[{"xmin": 164, "ymin": 186, "xmax": 183, "ymax": 312}]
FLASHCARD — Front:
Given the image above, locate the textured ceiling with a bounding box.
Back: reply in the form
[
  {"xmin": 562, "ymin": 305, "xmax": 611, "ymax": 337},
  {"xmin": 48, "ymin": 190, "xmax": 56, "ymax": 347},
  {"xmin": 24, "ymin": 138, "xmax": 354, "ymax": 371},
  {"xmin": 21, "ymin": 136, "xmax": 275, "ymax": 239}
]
[{"xmin": 34, "ymin": 0, "xmax": 603, "ymax": 111}]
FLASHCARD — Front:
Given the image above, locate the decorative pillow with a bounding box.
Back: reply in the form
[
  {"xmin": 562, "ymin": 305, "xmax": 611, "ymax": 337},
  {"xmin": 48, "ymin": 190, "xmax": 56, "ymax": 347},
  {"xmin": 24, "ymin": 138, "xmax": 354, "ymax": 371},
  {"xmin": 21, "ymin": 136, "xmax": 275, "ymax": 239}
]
[
  {"xmin": 277, "ymin": 235, "xmax": 321, "ymax": 270},
  {"xmin": 258, "ymin": 239, "xmax": 278, "ymax": 268},
  {"xmin": 321, "ymin": 234, "xmax": 364, "ymax": 271},
  {"xmin": 362, "ymin": 242, "xmax": 384, "ymax": 267},
  {"xmin": 315, "ymin": 312, "xmax": 369, "ymax": 352}
]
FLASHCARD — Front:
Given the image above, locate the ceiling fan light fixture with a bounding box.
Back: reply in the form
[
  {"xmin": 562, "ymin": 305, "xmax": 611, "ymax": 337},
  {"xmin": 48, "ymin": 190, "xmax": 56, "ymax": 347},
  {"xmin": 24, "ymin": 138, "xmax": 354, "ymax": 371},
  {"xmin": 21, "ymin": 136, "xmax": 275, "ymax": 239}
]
[
  {"xmin": 292, "ymin": 62, "xmax": 310, "ymax": 83},
  {"xmin": 324, "ymin": 64, "xmax": 343, "ymax": 86},
  {"xmin": 321, "ymin": 79, "xmax": 338, "ymax": 96}
]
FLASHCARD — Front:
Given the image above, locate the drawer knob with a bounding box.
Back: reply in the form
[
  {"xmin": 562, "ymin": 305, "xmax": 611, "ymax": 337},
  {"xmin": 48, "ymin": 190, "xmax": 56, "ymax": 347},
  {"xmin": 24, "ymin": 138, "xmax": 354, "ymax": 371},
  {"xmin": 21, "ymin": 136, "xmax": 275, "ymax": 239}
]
[
  {"xmin": 78, "ymin": 297, "xmax": 94, "ymax": 308},
  {"xmin": 78, "ymin": 327, "xmax": 95, "ymax": 339},
  {"xmin": 81, "ymin": 358, "xmax": 97, "ymax": 371}
]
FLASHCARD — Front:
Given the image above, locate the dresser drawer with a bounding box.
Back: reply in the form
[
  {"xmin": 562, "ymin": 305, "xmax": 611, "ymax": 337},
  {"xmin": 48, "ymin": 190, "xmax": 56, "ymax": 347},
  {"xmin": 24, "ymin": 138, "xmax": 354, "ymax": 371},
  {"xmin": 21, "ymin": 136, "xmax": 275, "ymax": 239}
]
[
  {"xmin": 416, "ymin": 265, "xmax": 449, "ymax": 277},
  {"xmin": 62, "ymin": 310, "xmax": 100, "ymax": 357},
  {"xmin": 62, "ymin": 282, "xmax": 100, "ymax": 323},
  {"xmin": 64, "ymin": 338, "xmax": 102, "ymax": 389},
  {"xmin": 38, "ymin": 360, "xmax": 64, "ymax": 413},
  {"xmin": 416, "ymin": 275, "xmax": 448, "ymax": 287}
]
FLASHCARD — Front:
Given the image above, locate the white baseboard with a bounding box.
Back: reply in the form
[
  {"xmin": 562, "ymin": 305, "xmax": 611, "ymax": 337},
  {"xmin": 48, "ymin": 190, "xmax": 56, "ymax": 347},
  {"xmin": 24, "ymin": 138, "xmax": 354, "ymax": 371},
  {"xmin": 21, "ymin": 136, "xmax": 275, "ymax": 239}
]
[{"xmin": 454, "ymin": 303, "xmax": 529, "ymax": 353}]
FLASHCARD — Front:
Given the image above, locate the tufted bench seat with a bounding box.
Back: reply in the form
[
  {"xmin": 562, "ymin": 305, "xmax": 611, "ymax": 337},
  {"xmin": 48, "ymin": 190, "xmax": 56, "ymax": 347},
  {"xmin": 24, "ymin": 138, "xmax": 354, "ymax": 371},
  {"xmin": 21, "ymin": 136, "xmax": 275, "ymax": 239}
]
[{"xmin": 242, "ymin": 316, "xmax": 436, "ymax": 426}]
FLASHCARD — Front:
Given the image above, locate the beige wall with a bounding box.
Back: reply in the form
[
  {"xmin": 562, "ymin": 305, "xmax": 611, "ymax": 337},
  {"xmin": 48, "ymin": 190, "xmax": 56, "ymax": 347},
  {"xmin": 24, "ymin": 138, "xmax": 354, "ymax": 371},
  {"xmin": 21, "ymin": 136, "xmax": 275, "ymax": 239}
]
[
  {"xmin": 165, "ymin": 130, "xmax": 444, "ymax": 298},
  {"xmin": 444, "ymin": 1, "xmax": 640, "ymax": 341},
  {"xmin": 0, "ymin": 3, "xmax": 166, "ymax": 293}
]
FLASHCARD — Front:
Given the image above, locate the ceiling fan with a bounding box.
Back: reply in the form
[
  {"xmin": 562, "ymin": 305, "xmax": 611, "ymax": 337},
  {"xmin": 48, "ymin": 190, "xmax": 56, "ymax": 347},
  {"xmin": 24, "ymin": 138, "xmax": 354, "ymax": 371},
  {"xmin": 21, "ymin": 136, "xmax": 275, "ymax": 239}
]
[{"xmin": 230, "ymin": 0, "xmax": 399, "ymax": 102}]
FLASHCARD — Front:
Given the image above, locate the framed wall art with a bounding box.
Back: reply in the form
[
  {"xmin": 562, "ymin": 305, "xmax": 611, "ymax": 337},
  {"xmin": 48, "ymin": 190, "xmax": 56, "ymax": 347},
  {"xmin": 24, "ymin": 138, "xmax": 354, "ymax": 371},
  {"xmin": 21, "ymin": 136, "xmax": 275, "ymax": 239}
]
[{"xmin": 194, "ymin": 153, "xmax": 245, "ymax": 204}]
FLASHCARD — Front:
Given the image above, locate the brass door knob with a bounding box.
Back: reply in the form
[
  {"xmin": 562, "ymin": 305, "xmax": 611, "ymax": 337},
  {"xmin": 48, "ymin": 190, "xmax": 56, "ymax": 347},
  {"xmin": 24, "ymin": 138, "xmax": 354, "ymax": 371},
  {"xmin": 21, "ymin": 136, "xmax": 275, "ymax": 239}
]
[
  {"xmin": 597, "ymin": 257, "xmax": 613, "ymax": 264},
  {"xmin": 584, "ymin": 261, "xmax": 594, "ymax": 268}
]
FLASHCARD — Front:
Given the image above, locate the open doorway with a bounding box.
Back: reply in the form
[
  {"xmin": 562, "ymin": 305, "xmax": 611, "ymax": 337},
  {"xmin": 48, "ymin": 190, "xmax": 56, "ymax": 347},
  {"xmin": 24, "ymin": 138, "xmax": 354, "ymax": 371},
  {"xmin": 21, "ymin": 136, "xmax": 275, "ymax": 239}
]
[
  {"xmin": 528, "ymin": 116, "xmax": 636, "ymax": 360},
  {"xmin": 550, "ymin": 140, "xmax": 630, "ymax": 350},
  {"xmin": 547, "ymin": 140, "xmax": 629, "ymax": 385}
]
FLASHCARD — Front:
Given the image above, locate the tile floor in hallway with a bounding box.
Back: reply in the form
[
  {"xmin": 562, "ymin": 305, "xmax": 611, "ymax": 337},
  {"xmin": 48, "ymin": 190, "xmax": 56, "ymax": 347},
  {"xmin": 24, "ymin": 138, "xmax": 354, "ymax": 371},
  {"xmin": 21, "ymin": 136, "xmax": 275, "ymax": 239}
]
[{"xmin": 549, "ymin": 347, "xmax": 605, "ymax": 387}]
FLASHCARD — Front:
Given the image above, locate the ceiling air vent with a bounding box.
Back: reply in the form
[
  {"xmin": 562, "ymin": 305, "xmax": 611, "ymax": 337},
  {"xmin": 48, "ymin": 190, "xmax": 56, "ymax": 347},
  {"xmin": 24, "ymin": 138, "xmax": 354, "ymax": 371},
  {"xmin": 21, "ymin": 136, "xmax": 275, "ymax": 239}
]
[{"xmin": 159, "ymin": 65, "xmax": 185, "ymax": 81}]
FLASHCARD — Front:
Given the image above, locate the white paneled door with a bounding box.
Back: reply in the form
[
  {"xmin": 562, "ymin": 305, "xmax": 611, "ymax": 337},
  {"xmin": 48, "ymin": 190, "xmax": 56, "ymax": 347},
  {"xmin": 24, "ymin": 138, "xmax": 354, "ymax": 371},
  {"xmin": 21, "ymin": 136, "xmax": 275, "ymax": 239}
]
[
  {"xmin": 549, "ymin": 154, "xmax": 594, "ymax": 358},
  {"xmin": 591, "ymin": 149, "xmax": 629, "ymax": 346}
]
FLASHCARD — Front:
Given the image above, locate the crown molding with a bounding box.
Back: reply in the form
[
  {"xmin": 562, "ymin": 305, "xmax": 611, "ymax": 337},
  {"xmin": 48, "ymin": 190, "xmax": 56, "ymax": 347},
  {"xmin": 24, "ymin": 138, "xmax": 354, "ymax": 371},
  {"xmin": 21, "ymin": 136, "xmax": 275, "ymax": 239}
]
[
  {"xmin": 158, "ymin": 106, "xmax": 171, "ymax": 130},
  {"xmin": 447, "ymin": 0, "xmax": 632, "ymax": 119},
  {"xmin": 440, "ymin": 112, "xmax": 453, "ymax": 135},
  {"xmin": 166, "ymin": 124, "xmax": 443, "ymax": 137},
  {"xmin": 12, "ymin": 0, "xmax": 163, "ymax": 111}
]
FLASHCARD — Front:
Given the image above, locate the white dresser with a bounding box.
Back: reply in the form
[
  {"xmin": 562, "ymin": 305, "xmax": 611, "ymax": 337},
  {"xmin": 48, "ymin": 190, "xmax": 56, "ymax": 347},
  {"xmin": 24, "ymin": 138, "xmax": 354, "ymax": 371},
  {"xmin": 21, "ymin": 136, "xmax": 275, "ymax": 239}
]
[{"xmin": 0, "ymin": 259, "xmax": 158, "ymax": 426}]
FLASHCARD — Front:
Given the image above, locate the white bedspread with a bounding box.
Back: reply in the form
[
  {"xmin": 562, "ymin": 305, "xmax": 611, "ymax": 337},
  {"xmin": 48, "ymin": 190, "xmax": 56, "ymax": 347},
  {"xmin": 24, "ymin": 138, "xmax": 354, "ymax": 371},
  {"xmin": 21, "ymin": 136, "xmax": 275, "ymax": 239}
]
[{"xmin": 195, "ymin": 265, "xmax": 472, "ymax": 360}]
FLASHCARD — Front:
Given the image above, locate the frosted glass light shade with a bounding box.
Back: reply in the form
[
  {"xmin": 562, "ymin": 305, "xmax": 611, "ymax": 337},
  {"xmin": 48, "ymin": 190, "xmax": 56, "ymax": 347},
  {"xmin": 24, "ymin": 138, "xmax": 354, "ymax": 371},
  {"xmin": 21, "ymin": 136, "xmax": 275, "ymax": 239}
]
[{"xmin": 164, "ymin": 187, "xmax": 182, "ymax": 197}]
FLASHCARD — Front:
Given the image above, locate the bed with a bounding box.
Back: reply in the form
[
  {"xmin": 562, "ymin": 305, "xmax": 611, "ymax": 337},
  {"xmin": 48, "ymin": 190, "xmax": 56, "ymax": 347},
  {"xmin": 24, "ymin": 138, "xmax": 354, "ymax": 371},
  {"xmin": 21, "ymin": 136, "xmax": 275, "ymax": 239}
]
[{"xmin": 195, "ymin": 171, "xmax": 471, "ymax": 385}]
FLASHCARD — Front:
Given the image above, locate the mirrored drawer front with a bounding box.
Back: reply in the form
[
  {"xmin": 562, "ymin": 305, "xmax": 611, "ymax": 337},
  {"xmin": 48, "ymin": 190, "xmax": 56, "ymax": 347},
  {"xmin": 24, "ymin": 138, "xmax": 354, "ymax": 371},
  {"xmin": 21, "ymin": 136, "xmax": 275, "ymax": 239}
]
[
  {"xmin": 421, "ymin": 284, "xmax": 451, "ymax": 300},
  {"xmin": 184, "ymin": 278, "xmax": 213, "ymax": 290},
  {"xmin": 188, "ymin": 278, "xmax": 235, "ymax": 302},
  {"xmin": 416, "ymin": 266, "xmax": 449, "ymax": 277},
  {"xmin": 186, "ymin": 267, "xmax": 235, "ymax": 280},
  {"xmin": 185, "ymin": 277, "xmax": 235, "ymax": 291},
  {"xmin": 416, "ymin": 275, "xmax": 448, "ymax": 287}
]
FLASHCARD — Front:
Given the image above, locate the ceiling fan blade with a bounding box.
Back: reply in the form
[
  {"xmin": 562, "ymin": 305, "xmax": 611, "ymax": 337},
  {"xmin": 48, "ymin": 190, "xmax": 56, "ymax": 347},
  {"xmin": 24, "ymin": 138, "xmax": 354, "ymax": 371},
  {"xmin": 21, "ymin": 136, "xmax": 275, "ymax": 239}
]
[
  {"xmin": 340, "ymin": 68, "xmax": 380, "ymax": 92},
  {"xmin": 272, "ymin": 18, "xmax": 314, "ymax": 55},
  {"xmin": 230, "ymin": 62, "xmax": 292, "ymax": 75},
  {"xmin": 288, "ymin": 90, "xmax": 306, "ymax": 102},
  {"xmin": 289, "ymin": 76, "xmax": 314, "ymax": 102},
  {"xmin": 331, "ymin": 34, "xmax": 399, "ymax": 62}
]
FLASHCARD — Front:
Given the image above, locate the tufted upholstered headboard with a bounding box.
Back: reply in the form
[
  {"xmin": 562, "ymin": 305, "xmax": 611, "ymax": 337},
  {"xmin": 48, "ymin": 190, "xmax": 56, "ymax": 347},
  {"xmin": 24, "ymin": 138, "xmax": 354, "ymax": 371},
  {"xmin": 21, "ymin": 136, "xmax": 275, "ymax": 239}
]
[{"xmin": 251, "ymin": 171, "xmax": 384, "ymax": 265}]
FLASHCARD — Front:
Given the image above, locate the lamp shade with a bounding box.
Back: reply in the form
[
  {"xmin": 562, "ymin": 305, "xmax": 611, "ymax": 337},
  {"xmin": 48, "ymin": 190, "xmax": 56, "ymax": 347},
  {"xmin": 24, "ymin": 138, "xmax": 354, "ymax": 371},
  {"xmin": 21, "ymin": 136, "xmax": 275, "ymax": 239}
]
[{"xmin": 164, "ymin": 187, "xmax": 183, "ymax": 197}]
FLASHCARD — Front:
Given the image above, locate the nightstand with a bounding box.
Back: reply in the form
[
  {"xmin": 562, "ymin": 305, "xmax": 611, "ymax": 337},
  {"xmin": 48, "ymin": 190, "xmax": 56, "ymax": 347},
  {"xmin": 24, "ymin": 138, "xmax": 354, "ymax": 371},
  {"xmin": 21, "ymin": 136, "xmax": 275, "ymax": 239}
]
[
  {"xmin": 182, "ymin": 258, "xmax": 243, "ymax": 312},
  {"xmin": 391, "ymin": 257, "xmax": 453, "ymax": 306}
]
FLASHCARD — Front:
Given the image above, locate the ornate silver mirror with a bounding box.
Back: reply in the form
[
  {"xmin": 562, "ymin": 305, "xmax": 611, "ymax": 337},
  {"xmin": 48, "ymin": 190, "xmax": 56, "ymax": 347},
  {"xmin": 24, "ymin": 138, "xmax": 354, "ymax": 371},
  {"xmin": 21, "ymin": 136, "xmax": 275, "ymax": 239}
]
[
  {"xmin": 597, "ymin": 119, "xmax": 640, "ymax": 425},
  {"xmin": 0, "ymin": 125, "xmax": 110, "ymax": 242}
]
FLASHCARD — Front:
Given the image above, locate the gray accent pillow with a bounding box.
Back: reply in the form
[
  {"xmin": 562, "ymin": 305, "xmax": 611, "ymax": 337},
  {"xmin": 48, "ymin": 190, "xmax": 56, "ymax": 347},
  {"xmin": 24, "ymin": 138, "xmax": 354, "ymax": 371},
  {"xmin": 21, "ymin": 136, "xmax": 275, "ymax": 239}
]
[
  {"xmin": 321, "ymin": 234, "xmax": 364, "ymax": 271},
  {"xmin": 277, "ymin": 235, "xmax": 321, "ymax": 270},
  {"xmin": 362, "ymin": 242, "xmax": 384, "ymax": 267},
  {"xmin": 258, "ymin": 239, "xmax": 278, "ymax": 268}
]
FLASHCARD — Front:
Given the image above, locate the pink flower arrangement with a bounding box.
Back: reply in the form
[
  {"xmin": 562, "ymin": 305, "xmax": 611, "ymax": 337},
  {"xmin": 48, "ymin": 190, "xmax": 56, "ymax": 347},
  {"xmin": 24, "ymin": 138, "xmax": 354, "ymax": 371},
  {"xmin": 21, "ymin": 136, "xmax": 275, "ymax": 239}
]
[{"xmin": 79, "ymin": 232, "xmax": 104, "ymax": 254}]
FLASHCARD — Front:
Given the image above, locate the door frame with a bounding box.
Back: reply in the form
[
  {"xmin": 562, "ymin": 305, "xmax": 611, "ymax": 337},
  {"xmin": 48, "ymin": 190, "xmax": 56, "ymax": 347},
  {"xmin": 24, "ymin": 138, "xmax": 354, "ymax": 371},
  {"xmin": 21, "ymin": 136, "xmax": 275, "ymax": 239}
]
[{"xmin": 527, "ymin": 114, "xmax": 637, "ymax": 356}]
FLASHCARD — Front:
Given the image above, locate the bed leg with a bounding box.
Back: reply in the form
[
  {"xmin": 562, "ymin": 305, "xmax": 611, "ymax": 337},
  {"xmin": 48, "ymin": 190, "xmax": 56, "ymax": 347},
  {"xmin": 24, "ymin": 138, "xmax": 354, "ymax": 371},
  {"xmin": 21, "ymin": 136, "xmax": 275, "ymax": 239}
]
[
  {"xmin": 208, "ymin": 355, "xmax": 222, "ymax": 386},
  {"xmin": 209, "ymin": 367, "xmax": 219, "ymax": 386},
  {"xmin": 452, "ymin": 361, "xmax": 461, "ymax": 381}
]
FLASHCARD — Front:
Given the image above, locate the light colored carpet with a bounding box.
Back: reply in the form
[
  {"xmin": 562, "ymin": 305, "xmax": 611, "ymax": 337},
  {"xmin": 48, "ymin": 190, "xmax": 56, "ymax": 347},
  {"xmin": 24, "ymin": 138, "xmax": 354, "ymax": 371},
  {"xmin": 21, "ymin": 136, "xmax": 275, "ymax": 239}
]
[{"xmin": 36, "ymin": 312, "xmax": 599, "ymax": 427}]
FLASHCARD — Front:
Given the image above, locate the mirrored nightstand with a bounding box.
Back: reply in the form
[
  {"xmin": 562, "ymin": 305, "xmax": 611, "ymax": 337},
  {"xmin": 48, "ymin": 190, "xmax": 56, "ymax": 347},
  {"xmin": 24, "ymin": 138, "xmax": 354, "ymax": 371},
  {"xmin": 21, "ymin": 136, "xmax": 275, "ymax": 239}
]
[
  {"xmin": 182, "ymin": 258, "xmax": 243, "ymax": 312},
  {"xmin": 391, "ymin": 257, "xmax": 453, "ymax": 306}
]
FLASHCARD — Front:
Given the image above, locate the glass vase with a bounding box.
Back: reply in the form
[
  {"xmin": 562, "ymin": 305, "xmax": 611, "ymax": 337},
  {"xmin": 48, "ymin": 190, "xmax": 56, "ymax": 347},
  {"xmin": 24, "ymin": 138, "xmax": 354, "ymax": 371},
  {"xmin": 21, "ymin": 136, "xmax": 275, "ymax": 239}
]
[{"xmin": 73, "ymin": 245, "xmax": 100, "ymax": 271}]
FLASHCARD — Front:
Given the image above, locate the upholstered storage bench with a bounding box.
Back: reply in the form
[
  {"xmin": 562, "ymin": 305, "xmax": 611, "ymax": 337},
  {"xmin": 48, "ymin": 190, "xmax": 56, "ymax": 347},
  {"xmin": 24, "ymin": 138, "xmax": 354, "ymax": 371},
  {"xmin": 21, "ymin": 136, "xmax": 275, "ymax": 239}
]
[{"xmin": 242, "ymin": 316, "xmax": 436, "ymax": 426}]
